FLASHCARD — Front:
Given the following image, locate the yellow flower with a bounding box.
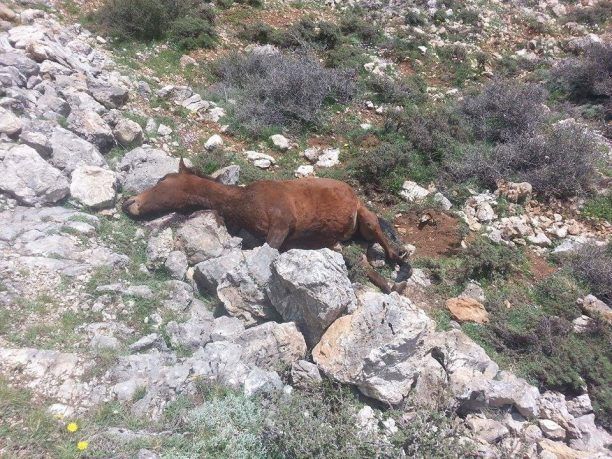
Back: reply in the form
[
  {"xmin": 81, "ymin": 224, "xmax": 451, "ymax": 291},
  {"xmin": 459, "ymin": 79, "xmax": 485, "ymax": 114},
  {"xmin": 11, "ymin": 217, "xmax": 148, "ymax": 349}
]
[
  {"xmin": 77, "ymin": 441, "xmax": 89, "ymax": 451},
  {"xmin": 66, "ymin": 422, "xmax": 79, "ymax": 433}
]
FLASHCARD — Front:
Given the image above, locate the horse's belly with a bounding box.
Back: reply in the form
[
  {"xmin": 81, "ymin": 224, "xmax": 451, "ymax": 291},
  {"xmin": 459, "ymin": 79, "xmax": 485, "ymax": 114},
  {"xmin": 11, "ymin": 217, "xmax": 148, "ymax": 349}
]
[{"xmin": 288, "ymin": 209, "xmax": 357, "ymax": 248}]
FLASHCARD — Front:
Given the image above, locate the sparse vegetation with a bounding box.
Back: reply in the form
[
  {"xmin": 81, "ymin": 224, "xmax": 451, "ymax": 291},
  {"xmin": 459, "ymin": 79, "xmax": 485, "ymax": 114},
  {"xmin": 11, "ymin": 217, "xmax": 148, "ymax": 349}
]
[
  {"xmin": 570, "ymin": 242, "xmax": 612, "ymax": 306},
  {"xmin": 448, "ymin": 124, "xmax": 603, "ymax": 198},
  {"xmin": 212, "ymin": 52, "xmax": 356, "ymax": 135},
  {"xmin": 550, "ymin": 43, "xmax": 612, "ymax": 105}
]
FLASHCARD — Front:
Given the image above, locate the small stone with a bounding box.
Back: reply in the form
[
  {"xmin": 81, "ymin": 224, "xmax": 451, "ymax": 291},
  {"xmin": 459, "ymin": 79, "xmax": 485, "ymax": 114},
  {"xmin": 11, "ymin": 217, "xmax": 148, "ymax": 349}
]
[
  {"xmin": 179, "ymin": 55, "xmax": 198, "ymax": 68},
  {"xmin": 164, "ymin": 251, "xmax": 188, "ymax": 280},
  {"xmin": 446, "ymin": 297, "xmax": 489, "ymax": 324},
  {"xmin": 270, "ymin": 134, "xmax": 290, "ymax": 151},
  {"xmin": 243, "ymin": 368, "xmax": 283, "ymax": 397},
  {"xmin": 0, "ymin": 108, "xmax": 22, "ymax": 137},
  {"xmin": 433, "ymin": 192, "xmax": 452, "ymax": 210},
  {"xmin": 210, "ymin": 165, "xmax": 240, "ymax": 185},
  {"xmin": 400, "ymin": 181, "xmax": 429, "ymax": 202},
  {"xmin": 246, "ymin": 151, "xmax": 275, "ymax": 169},
  {"xmin": 539, "ymin": 419, "xmax": 566, "ymax": 441},
  {"xmin": 157, "ymin": 124, "xmax": 173, "ymax": 136},
  {"xmin": 114, "ymin": 119, "xmax": 143, "ymax": 147},
  {"xmin": 316, "ymin": 148, "xmax": 340, "ymax": 168},
  {"xmin": 204, "ymin": 134, "xmax": 223, "ymax": 150},
  {"xmin": 294, "ymin": 165, "xmax": 314, "ymax": 178},
  {"xmin": 291, "ymin": 360, "xmax": 322, "ymax": 388}
]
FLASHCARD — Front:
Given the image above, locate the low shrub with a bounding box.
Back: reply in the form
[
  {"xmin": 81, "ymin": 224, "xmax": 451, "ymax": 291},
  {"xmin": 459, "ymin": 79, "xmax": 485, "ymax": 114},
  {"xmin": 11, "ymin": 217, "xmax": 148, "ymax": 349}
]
[
  {"xmin": 98, "ymin": 0, "xmax": 216, "ymax": 49},
  {"xmin": 459, "ymin": 236, "xmax": 528, "ymax": 282},
  {"xmin": 563, "ymin": 1, "xmax": 612, "ymax": 26},
  {"xmin": 264, "ymin": 383, "xmax": 400, "ymax": 458},
  {"xmin": 385, "ymin": 103, "xmax": 470, "ymax": 164},
  {"xmin": 352, "ymin": 142, "xmax": 414, "ymax": 193},
  {"xmin": 550, "ymin": 43, "xmax": 612, "ymax": 104},
  {"xmin": 570, "ymin": 242, "xmax": 612, "ymax": 306},
  {"xmin": 213, "ymin": 52, "xmax": 356, "ymax": 135},
  {"xmin": 448, "ymin": 124, "xmax": 602, "ymax": 198},
  {"xmin": 364, "ymin": 75, "xmax": 426, "ymax": 106},
  {"xmin": 168, "ymin": 16, "xmax": 216, "ymax": 51},
  {"xmin": 339, "ymin": 10, "xmax": 382, "ymax": 44},
  {"xmin": 460, "ymin": 79, "xmax": 548, "ymax": 143}
]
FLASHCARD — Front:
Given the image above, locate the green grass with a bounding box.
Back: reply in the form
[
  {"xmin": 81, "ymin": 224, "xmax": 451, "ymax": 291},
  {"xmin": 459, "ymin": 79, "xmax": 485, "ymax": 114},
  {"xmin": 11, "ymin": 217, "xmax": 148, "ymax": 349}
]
[
  {"xmin": 582, "ymin": 194, "xmax": 612, "ymax": 222},
  {"xmin": 0, "ymin": 378, "xmax": 78, "ymax": 458}
]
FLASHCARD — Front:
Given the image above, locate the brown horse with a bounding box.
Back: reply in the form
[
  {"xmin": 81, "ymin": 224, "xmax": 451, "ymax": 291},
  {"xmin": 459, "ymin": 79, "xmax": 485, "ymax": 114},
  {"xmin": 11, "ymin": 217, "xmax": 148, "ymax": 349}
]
[{"xmin": 123, "ymin": 159, "xmax": 411, "ymax": 291}]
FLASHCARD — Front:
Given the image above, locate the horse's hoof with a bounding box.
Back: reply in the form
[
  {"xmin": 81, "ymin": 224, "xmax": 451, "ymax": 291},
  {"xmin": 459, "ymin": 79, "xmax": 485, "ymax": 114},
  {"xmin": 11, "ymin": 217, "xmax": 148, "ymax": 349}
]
[{"xmin": 396, "ymin": 262, "xmax": 413, "ymax": 283}]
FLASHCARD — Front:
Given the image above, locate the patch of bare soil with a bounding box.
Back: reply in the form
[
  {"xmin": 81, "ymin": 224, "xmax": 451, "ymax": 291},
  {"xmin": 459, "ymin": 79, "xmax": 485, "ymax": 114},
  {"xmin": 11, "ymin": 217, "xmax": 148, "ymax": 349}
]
[
  {"xmin": 394, "ymin": 210, "xmax": 463, "ymax": 258},
  {"xmin": 526, "ymin": 250, "xmax": 557, "ymax": 281}
]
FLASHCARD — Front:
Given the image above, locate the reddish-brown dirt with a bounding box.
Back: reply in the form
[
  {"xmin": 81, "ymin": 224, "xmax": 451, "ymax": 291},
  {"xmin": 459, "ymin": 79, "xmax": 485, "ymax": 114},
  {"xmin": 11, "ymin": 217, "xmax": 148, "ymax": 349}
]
[
  {"xmin": 526, "ymin": 251, "xmax": 557, "ymax": 281},
  {"xmin": 394, "ymin": 210, "xmax": 463, "ymax": 258}
]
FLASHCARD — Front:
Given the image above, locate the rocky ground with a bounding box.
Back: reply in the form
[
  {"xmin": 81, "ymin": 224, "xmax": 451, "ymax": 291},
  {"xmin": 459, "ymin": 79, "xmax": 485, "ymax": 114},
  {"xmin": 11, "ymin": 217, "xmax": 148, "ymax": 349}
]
[{"xmin": 0, "ymin": 0, "xmax": 611, "ymax": 457}]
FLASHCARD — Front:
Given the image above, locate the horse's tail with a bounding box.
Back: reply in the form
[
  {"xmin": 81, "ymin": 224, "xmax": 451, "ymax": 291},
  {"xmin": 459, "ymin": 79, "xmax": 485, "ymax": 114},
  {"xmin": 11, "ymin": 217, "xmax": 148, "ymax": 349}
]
[{"xmin": 378, "ymin": 217, "xmax": 402, "ymax": 246}]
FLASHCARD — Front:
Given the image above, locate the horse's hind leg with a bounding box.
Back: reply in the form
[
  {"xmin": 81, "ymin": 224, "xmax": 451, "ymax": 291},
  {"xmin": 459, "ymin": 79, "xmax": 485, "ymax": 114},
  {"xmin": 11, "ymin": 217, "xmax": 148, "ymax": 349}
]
[
  {"xmin": 357, "ymin": 205, "xmax": 412, "ymax": 290},
  {"xmin": 357, "ymin": 205, "xmax": 401, "ymax": 263}
]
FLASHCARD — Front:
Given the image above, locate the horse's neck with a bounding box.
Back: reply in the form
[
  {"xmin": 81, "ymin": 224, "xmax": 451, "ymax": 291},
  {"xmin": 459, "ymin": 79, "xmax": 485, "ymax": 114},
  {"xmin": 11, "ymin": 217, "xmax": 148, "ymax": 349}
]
[{"xmin": 186, "ymin": 176, "xmax": 243, "ymax": 216}]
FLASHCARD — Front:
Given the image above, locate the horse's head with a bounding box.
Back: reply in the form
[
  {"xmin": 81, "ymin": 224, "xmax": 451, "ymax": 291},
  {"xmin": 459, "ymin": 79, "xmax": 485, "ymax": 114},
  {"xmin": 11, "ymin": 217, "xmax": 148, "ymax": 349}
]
[{"xmin": 123, "ymin": 158, "xmax": 196, "ymax": 218}]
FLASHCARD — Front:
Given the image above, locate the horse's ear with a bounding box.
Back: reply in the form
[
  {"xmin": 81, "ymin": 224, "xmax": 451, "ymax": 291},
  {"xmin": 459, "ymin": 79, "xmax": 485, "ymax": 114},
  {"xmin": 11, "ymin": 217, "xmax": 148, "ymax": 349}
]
[{"xmin": 178, "ymin": 157, "xmax": 189, "ymax": 174}]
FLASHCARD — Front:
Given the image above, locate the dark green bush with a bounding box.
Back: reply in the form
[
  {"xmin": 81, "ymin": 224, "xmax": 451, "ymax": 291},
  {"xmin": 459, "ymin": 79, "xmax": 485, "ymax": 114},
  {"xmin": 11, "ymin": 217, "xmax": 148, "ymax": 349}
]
[
  {"xmin": 353, "ymin": 142, "xmax": 413, "ymax": 192},
  {"xmin": 264, "ymin": 383, "xmax": 402, "ymax": 458},
  {"xmin": 168, "ymin": 16, "xmax": 216, "ymax": 50},
  {"xmin": 385, "ymin": 103, "xmax": 470, "ymax": 164},
  {"xmin": 339, "ymin": 11, "xmax": 382, "ymax": 44},
  {"xmin": 459, "ymin": 237, "xmax": 528, "ymax": 282},
  {"xmin": 550, "ymin": 43, "xmax": 611, "ymax": 105},
  {"xmin": 99, "ymin": 0, "xmax": 173, "ymax": 40},
  {"xmin": 98, "ymin": 0, "xmax": 216, "ymax": 49}
]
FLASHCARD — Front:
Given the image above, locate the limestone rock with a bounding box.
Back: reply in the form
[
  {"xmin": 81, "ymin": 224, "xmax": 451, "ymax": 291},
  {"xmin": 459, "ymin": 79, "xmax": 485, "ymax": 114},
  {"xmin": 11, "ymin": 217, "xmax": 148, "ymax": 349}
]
[
  {"xmin": 146, "ymin": 228, "xmax": 174, "ymax": 268},
  {"xmin": 175, "ymin": 211, "xmax": 242, "ymax": 264},
  {"xmin": 0, "ymin": 107, "xmax": 22, "ymax": 137},
  {"xmin": 268, "ymin": 248, "xmax": 356, "ymax": 346},
  {"xmin": 400, "ymin": 181, "xmax": 429, "ymax": 202},
  {"xmin": 243, "ymin": 368, "xmax": 283, "ymax": 397},
  {"xmin": 294, "ymin": 164, "xmax": 314, "ymax": 178},
  {"xmin": 313, "ymin": 291, "xmax": 435, "ymax": 404},
  {"xmin": 210, "ymin": 165, "xmax": 240, "ymax": 185},
  {"xmin": 446, "ymin": 297, "xmax": 489, "ymax": 324},
  {"xmin": 315, "ymin": 148, "xmax": 340, "ymax": 168},
  {"xmin": 217, "ymin": 244, "xmax": 279, "ymax": 325},
  {"xmin": 118, "ymin": 147, "xmax": 188, "ymax": 194},
  {"xmin": 466, "ymin": 415, "xmax": 509, "ymax": 444},
  {"xmin": 193, "ymin": 249, "xmax": 243, "ymax": 294},
  {"xmin": 66, "ymin": 110, "xmax": 114, "ymax": 153},
  {"xmin": 204, "ymin": 134, "xmax": 223, "ymax": 151},
  {"xmin": 87, "ymin": 77, "xmax": 129, "ymax": 109},
  {"xmin": 0, "ymin": 143, "xmax": 69, "ymax": 205},
  {"xmin": 291, "ymin": 360, "xmax": 322, "ymax": 388},
  {"xmin": 114, "ymin": 119, "xmax": 143, "ymax": 147},
  {"xmin": 234, "ymin": 321, "xmax": 307, "ymax": 370},
  {"xmin": 270, "ymin": 134, "xmax": 290, "ymax": 151},
  {"xmin": 567, "ymin": 414, "xmax": 612, "ymax": 452},
  {"xmin": 69, "ymin": 166, "xmax": 117, "ymax": 209},
  {"xmin": 164, "ymin": 251, "xmax": 188, "ymax": 280},
  {"xmin": 210, "ymin": 316, "xmax": 245, "ymax": 342},
  {"xmin": 539, "ymin": 419, "xmax": 566, "ymax": 441}
]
